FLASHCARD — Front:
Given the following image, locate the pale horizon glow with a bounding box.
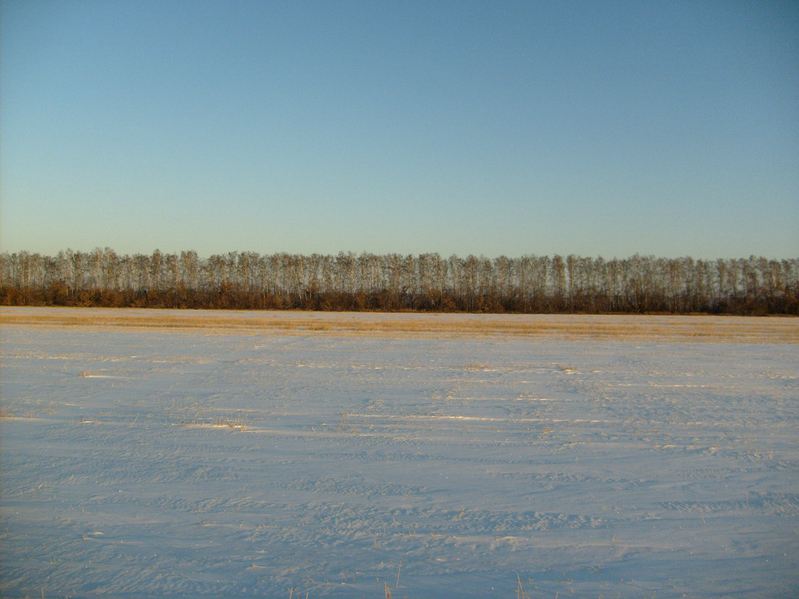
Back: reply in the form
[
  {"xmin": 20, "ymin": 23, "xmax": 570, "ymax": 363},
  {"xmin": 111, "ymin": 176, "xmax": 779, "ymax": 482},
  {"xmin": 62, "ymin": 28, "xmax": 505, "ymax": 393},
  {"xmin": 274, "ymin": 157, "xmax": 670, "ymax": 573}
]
[{"xmin": 1, "ymin": 1, "xmax": 797, "ymax": 260}]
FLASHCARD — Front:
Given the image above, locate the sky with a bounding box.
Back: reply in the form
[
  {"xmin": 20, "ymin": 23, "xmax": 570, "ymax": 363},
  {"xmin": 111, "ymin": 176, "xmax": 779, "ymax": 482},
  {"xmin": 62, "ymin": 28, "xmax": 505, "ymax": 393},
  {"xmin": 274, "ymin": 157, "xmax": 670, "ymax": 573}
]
[{"xmin": 1, "ymin": 0, "xmax": 797, "ymax": 260}]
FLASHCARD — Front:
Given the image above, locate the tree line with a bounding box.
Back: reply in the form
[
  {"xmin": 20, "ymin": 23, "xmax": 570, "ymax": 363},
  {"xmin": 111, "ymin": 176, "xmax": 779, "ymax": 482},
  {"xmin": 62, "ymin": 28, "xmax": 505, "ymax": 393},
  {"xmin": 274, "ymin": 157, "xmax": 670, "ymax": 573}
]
[{"xmin": 1, "ymin": 249, "xmax": 797, "ymax": 314}]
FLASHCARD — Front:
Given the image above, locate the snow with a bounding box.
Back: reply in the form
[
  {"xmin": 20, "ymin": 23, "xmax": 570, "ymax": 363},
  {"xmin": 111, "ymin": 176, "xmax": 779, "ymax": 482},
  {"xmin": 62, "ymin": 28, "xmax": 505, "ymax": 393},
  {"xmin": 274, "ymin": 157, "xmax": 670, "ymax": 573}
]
[{"xmin": 1, "ymin": 310, "xmax": 798, "ymax": 598}]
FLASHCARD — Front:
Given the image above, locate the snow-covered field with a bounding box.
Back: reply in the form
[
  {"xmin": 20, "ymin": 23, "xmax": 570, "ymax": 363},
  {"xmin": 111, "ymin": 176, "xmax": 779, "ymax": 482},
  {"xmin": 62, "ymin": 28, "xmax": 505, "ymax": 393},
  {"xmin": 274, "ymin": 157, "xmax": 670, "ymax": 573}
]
[{"xmin": 1, "ymin": 308, "xmax": 798, "ymax": 598}]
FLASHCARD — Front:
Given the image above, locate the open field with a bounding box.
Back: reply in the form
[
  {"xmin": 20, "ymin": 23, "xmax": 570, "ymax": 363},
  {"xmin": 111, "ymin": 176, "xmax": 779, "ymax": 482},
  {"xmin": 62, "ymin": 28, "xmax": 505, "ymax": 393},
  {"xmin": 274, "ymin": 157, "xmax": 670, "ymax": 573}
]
[
  {"xmin": 1, "ymin": 307, "xmax": 798, "ymax": 343},
  {"xmin": 1, "ymin": 308, "xmax": 798, "ymax": 598}
]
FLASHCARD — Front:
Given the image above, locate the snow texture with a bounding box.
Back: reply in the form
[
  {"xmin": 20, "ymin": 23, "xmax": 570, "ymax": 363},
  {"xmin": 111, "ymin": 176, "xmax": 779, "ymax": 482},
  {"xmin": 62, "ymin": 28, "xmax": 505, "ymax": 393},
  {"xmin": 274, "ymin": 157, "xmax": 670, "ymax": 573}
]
[{"xmin": 1, "ymin": 313, "xmax": 798, "ymax": 598}]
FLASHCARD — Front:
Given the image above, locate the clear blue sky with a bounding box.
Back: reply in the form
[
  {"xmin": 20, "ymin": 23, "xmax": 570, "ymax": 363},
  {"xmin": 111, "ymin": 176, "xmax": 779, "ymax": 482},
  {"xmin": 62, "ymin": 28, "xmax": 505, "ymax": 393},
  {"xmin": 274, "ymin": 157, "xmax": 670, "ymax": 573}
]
[{"xmin": 1, "ymin": 0, "xmax": 797, "ymax": 259}]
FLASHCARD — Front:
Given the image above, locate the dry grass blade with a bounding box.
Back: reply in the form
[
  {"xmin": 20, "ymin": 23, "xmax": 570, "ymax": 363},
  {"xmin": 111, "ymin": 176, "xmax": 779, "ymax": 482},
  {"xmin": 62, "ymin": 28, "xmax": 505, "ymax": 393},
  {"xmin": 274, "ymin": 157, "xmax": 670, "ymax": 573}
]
[
  {"xmin": 396, "ymin": 557, "xmax": 402, "ymax": 588},
  {"xmin": 516, "ymin": 573, "xmax": 531, "ymax": 599}
]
